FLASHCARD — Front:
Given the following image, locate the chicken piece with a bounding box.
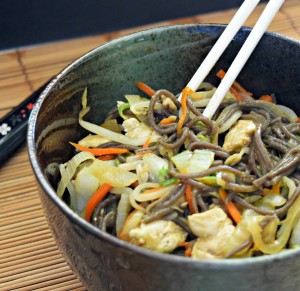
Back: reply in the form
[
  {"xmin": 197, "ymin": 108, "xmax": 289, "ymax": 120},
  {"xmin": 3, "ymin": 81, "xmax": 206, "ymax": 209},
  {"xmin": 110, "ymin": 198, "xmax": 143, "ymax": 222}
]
[
  {"xmin": 128, "ymin": 220, "xmax": 187, "ymax": 253},
  {"xmin": 188, "ymin": 207, "xmax": 236, "ymax": 259},
  {"xmin": 188, "ymin": 207, "xmax": 233, "ymax": 238},
  {"xmin": 191, "ymin": 224, "xmax": 235, "ymax": 259},
  {"xmin": 223, "ymin": 120, "xmax": 256, "ymax": 153}
]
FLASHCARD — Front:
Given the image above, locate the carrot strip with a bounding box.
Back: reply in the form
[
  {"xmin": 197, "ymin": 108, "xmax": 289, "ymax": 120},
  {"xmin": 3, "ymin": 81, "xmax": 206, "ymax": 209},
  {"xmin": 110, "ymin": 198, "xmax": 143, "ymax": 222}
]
[
  {"xmin": 135, "ymin": 81, "xmax": 156, "ymax": 97},
  {"xmin": 98, "ymin": 154, "xmax": 116, "ymax": 161},
  {"xmin": 262, "ymin": 188, "xmax": 270, "ymax": 196},
  {"xmin": 229, "ymin": 86, "xmax": 244, "ymax": 101},
  {"xmin": 177, "ymin": 86, "xmax": 194, "ymax": 135},
  {"xmin": 136, "ymin": 150, "xmax": 152, "ymax": 156},
  {"xmin": 160, "ymin": 116, "xmax": 176, "ymax": 125},
  {"xmin": 130, "ymin": 181, "xmax": 139, "ymax": 188},
  {"xmin": 216, "ymin": 69, "xmax": 253, "ymax": 96},
  {"xmin": 259, "ymin": 95, "xmax": 273, "ymax": 102},
  {"xmin": 179, "ymin": 242, "xmax": 193, "ymax": 257},
  {"xmin": 186, "ymin": 184, "xmax": 196, "ymax": 214},
  {"xmin": 272, "ymin": 180, "xmax": 282, "ymax": 195},
  {"xmin": 85, "ymin": 183, "xmax": 112, "ymax": 221},
  {"xmin": 216, "ymin": 69, "xmax": 226, "ymax": 79},
  {"xmin": 219, "ymin": 188, "xmax": 241, "ymax": 224},
  {"xmin": 70, "ymin": 142, "xmax": 129, "ymax": 156},
  {"xmin": 297, "ymin": 117, "xmax": 300, "ymax": 123},
  {"xmin": 142, "ymin": 134, "xmax": 152, "ymax": 149}
]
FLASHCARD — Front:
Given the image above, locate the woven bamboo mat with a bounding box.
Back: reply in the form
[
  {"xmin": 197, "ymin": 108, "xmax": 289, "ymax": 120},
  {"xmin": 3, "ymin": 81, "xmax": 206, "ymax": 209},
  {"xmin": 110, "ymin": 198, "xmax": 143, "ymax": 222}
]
[{"xmin": 1, "ymin": 0, "xmax": 300, "ymax": 290}]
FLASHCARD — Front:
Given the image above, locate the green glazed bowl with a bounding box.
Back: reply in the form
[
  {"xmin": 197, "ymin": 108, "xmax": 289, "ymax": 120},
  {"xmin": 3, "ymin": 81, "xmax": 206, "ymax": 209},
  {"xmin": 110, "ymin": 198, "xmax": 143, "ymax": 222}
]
[{"xmin": 28, "ymin": 24, "xmax": 300, "ymax": 291}]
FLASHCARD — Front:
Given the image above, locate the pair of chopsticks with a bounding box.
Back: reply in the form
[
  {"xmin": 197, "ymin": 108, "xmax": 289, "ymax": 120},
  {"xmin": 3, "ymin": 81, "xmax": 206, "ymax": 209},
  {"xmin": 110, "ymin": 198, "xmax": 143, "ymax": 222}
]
[{"xmin": 183, "ymin": 0, "xmax": 285, "ymax": 119}]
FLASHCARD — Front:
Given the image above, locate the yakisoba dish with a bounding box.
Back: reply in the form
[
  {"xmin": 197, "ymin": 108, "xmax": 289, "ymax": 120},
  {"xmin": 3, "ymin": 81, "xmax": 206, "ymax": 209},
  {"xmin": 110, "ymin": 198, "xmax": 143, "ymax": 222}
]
[{"xmin": 57, "ymin": 70, "xmax": 300, "ymax": 259}]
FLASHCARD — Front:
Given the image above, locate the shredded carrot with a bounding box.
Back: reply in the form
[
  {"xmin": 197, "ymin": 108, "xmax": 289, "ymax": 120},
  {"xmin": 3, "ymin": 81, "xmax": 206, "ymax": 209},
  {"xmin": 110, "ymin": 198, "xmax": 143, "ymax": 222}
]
[
  {"xmin": 259, "ymin": 95, "xmax": 273, "ymax": 102},
  {"xmin": 142, "ymin": 134, "xmax": 152, "ymax": 149},
  {"xmin": 229, "ymin": 86, "xmax": 244, "ymax": 101},
  {"xmin": 185, "ymin": 184, "xmax": 196, "ymax": 214},
  {"xmin": 160, "ymin": 118, "xmax": 173, "ymax": 125},
  {"xmin": 136, "ymin": 150, "xmax": 152, "ymax": 156},
  {"xmin": 159, "ymin": 116, "xmax": 176, "ymax": 125},
  {"xmin": 135, "ymin": 81, "xmax": 156, "ymax": 97},
  {"xmin": 185, "ymin": 246, "xmax": 192, "ymax": 257},
  {"xmin": 143, "ymin": 187, "xmax": 163, "ymax": 194},
  {"xmin": 179, "ymin": 242, "xmax": 192, "ymax": 257},
  {"xmin": 298, "ymin": 117, "xmax": 300, "ymax": 123},
  {"xmin": 98, "ymin": 154, "xmax": 116, "ymax": 161},
  {"xmin": 232, "ymin": 81, "xmax": 253, "ymax": 96},
  {"xmin": 130, "ymin": 181, "xmax": 139, "ymax": 188},
  {"xmin": 216, "ymin": 69, "xmax": 253, "ymax": 96},
  {"xmin": 85, "ymin": 183, "xmax": 112, "ymax": 221},
  {"xmin": 70, "ymin": 142, "xmax": 129, "ymax": 156},
  {"xmin": 177, "ymin": 86, "xmax": 194, "ymax": 135},
  {"xmin": 262, "ymin": 188, "xmax": 270, "ymax": 196},
  {"xmin": 272, "ymin": 180, "xmax": 282, "ymax": 195},
  {"xmin": 219, "ymin": 188, "xmax": 241, "ymax": 224}
]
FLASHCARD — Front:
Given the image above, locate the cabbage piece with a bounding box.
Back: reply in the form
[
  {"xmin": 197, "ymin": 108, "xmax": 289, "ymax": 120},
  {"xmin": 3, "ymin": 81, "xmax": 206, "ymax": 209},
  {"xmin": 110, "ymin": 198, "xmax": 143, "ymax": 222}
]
[
  {"xmin": 171, "ymin": 150, "xmax": 214, "ymax": 174},
  {"xmin": 122, "ymin": 118, "xmax": 160, "ymax": 142},
  {"xmin": 143, "ymin": 153, "xmax": 168, "ymax": 183},
  {"xmin": 88, "ymin": 159, "xmax": 137, "ymax": 187},
  {"xmin": 255, "ymin": 192, "xmax": 286, "ymax": 211},
  {"xmin": 74, "ymin": 167, "xmax": 100, "ymax": 213}
]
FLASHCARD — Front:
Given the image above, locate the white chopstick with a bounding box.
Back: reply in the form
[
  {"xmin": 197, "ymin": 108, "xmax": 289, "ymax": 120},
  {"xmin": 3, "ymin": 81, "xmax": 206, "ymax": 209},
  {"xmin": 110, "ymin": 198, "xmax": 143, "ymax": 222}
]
[
  {"xmin": 185, "ymin": 0, "xmax": 261, "ymax": 94},
  {"xmin": 202, "ymin": 0, "xmax": 285, "ymax": 119}
]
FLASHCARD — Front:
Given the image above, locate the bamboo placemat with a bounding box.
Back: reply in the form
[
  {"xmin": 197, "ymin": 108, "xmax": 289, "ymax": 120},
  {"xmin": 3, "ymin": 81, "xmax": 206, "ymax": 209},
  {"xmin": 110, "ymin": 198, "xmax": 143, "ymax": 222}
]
[{"xmin": 1, "ymin": 0, "xmax": 300, "ymax": 290}]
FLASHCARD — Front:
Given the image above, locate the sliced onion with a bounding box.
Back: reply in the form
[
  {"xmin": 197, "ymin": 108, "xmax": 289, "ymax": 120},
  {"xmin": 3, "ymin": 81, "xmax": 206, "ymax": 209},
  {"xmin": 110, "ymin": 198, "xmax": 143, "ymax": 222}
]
[
  {"xmin": 277, "ymin": 105, "xmax": 298, "ymax": 123},
  {"xmin": 115, "ymin": 189, "xmax": 132, "ymax": 236},
  {"xmin": 133, "ymin": 183, "xmax": 175, "ymax": 202}
]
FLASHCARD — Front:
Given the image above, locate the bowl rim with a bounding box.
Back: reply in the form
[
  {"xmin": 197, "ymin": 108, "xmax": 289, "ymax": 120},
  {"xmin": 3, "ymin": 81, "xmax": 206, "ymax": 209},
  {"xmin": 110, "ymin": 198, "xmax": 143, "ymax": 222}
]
[{"xmin": 27, "ymin": 23, "xmax": 300, "ymax": 268}]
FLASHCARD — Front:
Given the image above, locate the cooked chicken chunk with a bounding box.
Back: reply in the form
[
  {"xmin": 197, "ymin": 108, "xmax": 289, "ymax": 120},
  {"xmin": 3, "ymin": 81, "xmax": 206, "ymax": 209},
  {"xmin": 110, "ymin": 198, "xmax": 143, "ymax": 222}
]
[
  {"xmin": 191, "ymin": 224, "xmax": 235, "ymax": 259},
  {"xmin": 188, "ymin": 207, "xmax": 236, "ymax": 259},
  {"xmin": 223, "ymin": 120, "xmax": 256, "ymax": 153},
  {"xmin": 188, "ymin": 207, "xmax": 233, "ymax": 238},
  {"xmin": 128, "ymin": 220, "xmax": 187, "ymax": 253}
]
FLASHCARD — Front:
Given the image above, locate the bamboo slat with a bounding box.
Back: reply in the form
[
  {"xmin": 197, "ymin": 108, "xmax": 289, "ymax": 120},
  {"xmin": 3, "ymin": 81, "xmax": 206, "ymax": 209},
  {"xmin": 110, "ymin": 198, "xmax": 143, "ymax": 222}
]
[{"xmin": 0, "ymin": 0, "xmax": 299, "ymax": 289}]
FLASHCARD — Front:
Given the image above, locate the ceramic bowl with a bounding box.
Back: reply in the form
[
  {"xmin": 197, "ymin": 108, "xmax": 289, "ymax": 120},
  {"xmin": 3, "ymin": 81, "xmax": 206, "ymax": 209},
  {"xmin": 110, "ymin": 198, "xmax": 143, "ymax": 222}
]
[{"xmin": 28, "ymin": 24, "xmax": 300, "ymax": 291}]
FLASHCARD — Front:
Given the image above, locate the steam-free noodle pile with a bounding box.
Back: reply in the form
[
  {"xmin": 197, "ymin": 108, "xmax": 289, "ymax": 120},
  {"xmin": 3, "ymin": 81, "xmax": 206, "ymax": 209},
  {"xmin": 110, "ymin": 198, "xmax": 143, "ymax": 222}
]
[{"xmin": 57, "ymin": 77, "xmax": 300, "ymax": 259}]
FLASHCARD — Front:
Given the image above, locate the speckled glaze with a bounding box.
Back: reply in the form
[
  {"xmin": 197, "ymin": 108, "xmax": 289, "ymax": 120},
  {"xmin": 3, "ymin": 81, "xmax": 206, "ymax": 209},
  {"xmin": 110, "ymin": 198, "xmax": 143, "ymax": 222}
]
[{"xmin": 28, "ymin": 24, "xmax": 300, "ymax": 291}]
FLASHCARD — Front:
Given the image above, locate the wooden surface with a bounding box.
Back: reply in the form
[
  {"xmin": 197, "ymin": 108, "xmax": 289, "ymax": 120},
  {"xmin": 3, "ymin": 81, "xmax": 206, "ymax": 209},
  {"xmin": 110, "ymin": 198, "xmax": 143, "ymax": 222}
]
[{"xmin": 1, "ymin": 0, "xmax": 300, "ymax": 289}]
